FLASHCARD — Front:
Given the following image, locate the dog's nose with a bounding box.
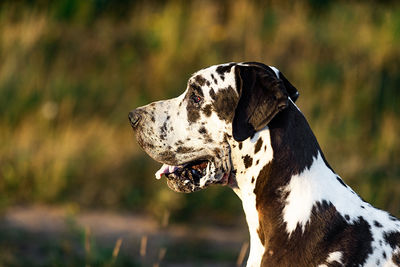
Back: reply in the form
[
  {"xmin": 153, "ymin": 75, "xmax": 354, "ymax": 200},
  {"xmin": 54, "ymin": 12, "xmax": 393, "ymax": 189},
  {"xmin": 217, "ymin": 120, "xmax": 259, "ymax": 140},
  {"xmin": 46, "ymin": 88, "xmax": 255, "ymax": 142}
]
[{"xmin": 129, "ymin": 109, "xmax": 142, "ymax": 129}]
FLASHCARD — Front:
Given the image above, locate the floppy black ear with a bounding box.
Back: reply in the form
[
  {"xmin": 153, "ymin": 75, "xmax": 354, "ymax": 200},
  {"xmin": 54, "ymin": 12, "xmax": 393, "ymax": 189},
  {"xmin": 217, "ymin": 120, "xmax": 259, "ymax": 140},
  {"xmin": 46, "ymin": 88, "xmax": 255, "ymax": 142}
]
[{"xmin": 232, "ymin": 65, "xmax": 289, "ymax": 141}]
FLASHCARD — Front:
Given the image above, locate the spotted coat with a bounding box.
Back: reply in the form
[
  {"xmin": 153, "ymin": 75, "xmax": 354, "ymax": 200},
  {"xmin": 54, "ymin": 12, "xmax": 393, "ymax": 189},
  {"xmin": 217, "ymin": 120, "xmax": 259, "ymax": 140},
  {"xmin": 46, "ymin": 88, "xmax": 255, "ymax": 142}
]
[{"xmin": 130, "ymin": 62, "xmax": 400, "ymax": 266}]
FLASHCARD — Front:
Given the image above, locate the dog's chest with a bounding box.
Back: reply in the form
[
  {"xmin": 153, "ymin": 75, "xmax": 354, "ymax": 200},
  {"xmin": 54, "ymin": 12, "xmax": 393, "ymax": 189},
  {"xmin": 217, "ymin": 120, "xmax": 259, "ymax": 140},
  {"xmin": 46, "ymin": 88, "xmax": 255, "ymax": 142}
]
[{"xmin": 230, "ymin": 128, "xmax": 274, "ymax": 266}]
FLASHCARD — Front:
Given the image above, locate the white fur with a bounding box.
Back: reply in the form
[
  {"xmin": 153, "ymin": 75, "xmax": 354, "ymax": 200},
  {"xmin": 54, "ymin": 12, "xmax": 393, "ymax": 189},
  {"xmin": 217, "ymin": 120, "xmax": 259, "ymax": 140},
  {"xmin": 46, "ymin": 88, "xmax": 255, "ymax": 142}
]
[
  {"xmin": 283, "ymin": 152, "xmax": 399, "ymax": 235},
  {"xmin": 230, "ymin": 127, "xmax": 274, "ymax": 267},
  {"xmin": 269, "ymin": 66, "xmax": 280, "ymax": 78}
]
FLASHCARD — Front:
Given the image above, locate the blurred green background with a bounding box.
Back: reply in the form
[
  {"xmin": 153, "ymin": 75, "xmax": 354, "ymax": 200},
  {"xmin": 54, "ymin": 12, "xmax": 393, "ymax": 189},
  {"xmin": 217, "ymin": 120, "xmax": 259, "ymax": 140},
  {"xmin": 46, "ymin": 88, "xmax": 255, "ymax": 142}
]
[{"xmin": 0, "ymin": 0, "xmax": 399, "ymax": 265}]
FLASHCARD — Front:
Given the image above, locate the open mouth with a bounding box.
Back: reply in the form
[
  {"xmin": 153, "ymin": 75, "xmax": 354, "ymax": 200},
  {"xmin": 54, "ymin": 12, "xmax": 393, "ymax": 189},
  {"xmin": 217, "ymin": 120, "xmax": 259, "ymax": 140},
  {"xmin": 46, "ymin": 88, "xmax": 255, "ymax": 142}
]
[
  {"xmin": 155, "ymin": 159, "xmax": 209, "ymax": 185},
  {"xmin": 155, "ymin": 159, "xmax": 230, "ymax": 193}
]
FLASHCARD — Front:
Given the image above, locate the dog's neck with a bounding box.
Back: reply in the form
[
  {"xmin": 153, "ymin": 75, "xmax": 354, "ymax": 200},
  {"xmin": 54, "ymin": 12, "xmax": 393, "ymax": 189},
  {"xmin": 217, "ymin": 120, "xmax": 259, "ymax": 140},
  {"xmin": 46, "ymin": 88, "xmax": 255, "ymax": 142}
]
[{"xmin": 229, "ymin": 101, "xmax": 352, "ymax": 266}]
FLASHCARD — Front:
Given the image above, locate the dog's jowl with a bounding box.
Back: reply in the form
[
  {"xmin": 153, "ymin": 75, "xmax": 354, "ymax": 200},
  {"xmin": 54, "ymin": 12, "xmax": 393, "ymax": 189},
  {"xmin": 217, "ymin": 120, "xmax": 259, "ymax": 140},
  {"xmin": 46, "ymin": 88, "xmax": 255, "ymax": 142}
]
[{"xmin": 129, "ymin": 62, "xmax": 400, "ymax": 267}]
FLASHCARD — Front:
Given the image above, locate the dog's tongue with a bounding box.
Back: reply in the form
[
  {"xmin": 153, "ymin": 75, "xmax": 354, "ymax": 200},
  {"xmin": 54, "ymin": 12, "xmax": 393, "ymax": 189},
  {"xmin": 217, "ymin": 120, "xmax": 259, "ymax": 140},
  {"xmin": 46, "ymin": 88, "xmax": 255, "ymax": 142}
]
[{"xmin": 155, "ymin": 164, "xmax": 179, "ymax": 179}]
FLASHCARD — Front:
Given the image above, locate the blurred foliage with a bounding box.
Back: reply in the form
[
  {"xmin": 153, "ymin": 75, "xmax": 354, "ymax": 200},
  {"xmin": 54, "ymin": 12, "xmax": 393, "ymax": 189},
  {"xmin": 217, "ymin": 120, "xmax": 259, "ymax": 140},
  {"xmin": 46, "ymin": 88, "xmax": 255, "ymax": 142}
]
[{"xmin": 0, "ymin": 0, "xmax": 399, "ymax": 224}]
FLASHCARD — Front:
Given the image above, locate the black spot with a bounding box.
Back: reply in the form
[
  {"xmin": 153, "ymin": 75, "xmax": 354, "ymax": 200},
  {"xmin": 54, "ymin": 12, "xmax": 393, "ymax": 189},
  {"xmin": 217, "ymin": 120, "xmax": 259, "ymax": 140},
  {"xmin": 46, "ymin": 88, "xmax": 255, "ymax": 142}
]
[
  {"xmin": 336, "ymin": 177, "xmax": 347, "ymax": 188},
  {"xmin": 206, "ymin": 80, "xmax": 210, "ymax": 86},
  {"xmin": 194, "ymin": 75, "xmax": 206, "ymax": 86},
  {"xmin": 373, "ymin": 220, "xmax": 383, "ymax": 228},
  {"xmin": 220, "ymin": 75, "xmax": 225, "ymax": 81},
  {"xmin": 212, "ymin": 86, "xmax": 238, "ymax": 122},
  {"xmin": 256, "ymin": 160, "xmax": 259, "ymax": 165},
  {"xmin": 186, "ymin": 83, "xmax": 205, "ymax": 123},
  {"xmin": 151, "ymin": 116, "xmax": 155, "ymax": 122},
  {"xmin": 211, "ymin": 74, "xmax": 218, "ymax": 84},
  {"xmin": 175, "ymin": 140, "xmax": 184, "ymax": 146},
  {"xmin": 187, "ymin": 103, "xmax": 200, "ymax": 123},
  {"xmin": 345, "ymin": 215, "xmax": 350, "ymax": 221},
  {"xmin": 383, "ymin": 251, "xmax": 387, "ymax": 259},
  {"xmin": 160, "ymin": 121, "xmax": 168, "ymax": 140},
  {"xmin": 166, "ymin": 115, "xmax": 170, "ymax": 120},
  {"xmin": 176, "ymin": 146, "xmax": 194, "ymax": 153},
  {"xmin": 238, "ymin": 142, "xmax": 242, "ymax": 150},
  {"xmin": 361, "ymin": 205, "xmax": 365, "ymax": 209},
  {"xmin": 216, "ymin": 64, "xmax": 234, "ymax": 75},
  {"xmin": 383, "ymin": 231, "xmax": 400, "ymax": 249},
  {"xmin": 393, "ymin": 251, "xmax": 400, "ymax": 266},
  {"xmin": 209, "ymin": 88, "xmax": 216, "ymax": 100},
  {"xmin": 251, "ymin": 177, "xmax": 255, "ymax": 183},
  {"xmin": 198, "ymin": 127, "xmax": 207, "ymax": 135},
  {"xmin": 376, "ymin": 259, "xmax": 380, "ymax": 265},
  {"xmin": 202, "ymin": 104, "xmax": 212, "ymax": 117},
  {"xmin": 243, "ymin": 155, "xmax": 253, "ymax": 168},
  {"xmin": 159, "ymin": 151, "xmax": 177, "ymax": 165},
  {"xmin": 254, "ymin": 137, "xmax": 263, "ymax": 154}
]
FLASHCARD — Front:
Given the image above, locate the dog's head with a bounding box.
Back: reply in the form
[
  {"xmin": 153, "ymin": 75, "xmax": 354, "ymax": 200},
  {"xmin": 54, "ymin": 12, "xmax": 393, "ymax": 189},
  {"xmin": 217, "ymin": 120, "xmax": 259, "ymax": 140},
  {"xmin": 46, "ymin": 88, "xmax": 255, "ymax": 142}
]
[{"xmin": 129, "ymin": 62, "xmax": 298, "ymax": 193}]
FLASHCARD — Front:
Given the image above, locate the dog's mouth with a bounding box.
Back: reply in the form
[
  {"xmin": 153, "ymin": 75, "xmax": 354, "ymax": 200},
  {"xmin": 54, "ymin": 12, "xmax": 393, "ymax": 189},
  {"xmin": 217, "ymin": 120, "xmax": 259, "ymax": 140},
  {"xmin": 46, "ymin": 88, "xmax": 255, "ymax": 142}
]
[{"xmin": 155, "ymin": 159, "xmax": 229, "ymax": 193}]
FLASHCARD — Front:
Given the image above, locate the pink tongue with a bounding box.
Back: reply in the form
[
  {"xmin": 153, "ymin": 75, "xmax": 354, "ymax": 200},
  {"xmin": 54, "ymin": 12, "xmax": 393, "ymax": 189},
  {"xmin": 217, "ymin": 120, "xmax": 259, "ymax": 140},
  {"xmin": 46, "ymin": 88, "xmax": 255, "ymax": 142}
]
[{"xmin": 155, "ymin": 164, "xmax": 179, "ymax": 179}]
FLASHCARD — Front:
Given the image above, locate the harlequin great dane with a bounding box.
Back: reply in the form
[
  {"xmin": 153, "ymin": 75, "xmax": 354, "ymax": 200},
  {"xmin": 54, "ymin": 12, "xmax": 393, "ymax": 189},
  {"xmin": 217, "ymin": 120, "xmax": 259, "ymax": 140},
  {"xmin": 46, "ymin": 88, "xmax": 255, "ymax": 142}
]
[{"xmin": 129, "ymin": 62, "xmax": 400, "ymax": 266}]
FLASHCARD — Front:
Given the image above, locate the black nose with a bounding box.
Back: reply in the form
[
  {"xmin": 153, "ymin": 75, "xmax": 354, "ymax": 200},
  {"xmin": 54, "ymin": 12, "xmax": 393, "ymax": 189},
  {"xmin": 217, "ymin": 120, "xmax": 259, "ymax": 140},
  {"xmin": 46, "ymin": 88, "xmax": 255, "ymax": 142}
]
[{"xmin": 129, "ymin": 109, "xmax": 142, "ymax": 129}]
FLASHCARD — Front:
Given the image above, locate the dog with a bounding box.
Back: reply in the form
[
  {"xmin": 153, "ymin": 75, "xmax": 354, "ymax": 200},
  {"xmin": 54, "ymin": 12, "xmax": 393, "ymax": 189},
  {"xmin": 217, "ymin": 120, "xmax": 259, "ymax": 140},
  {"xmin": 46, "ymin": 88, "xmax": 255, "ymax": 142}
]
[{"xmin": 129, "ymin": 62, "xmax": 400, "ymax": 266}]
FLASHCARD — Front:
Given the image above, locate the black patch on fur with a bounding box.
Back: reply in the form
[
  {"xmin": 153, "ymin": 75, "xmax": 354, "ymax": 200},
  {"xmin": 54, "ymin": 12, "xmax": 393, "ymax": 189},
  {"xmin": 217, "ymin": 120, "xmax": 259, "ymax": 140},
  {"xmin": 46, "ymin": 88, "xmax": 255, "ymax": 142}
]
[
  {"xmin": 186, "ymin": 110, "xmax": 200, "ymax": 123},
  {"xmin": 206, "ymin": 80, "xmax": 210, "ymax": 86},
  {"xmin": 160, "ymin": 121, "xmax": 168, "ymax": 140},
  {"xmin": 393, "ymin": 251, "xmax": 400, "ymax": 266},
  {"xmin": 209, "ymin": 88, "xmax": 216, "ymax": 100},
  {"xmin": 151, "ymin": 116, "xmax": 155, "ymax": 122},
  {"xmin": 251, "ymin": 177, "xmax": 255, "ymax": 183},
  {"xmin": 243, "ymin": 155, "xmax": 253, "ymax": 168},
  {"xmin": 256, "ymin": 199, "xmax": 373, "ymax": 266},
  {"xmin": 212, "ymin": 86, "xmax": 238, "ymax": 122},
  {"xmin": 345, "ymin": 215, "xmax": 350, "ymax": 221},
  {"xmin": 198, "ymin": 127, "xmax": 207, "ymax": 135},
  {"xmin": 202, "ymin": 104, "xmax": 212, "ymax": 117},
  {"xmin": 194, "ymin": 75, "xmax": 206, "ymax": 86},
  {"xmin": 256, "ymin": 159, "xmax": 259, "ymax": 165},
  {"xmin": 175, "ymin": 140, "xmax": 184, "ymax": 146},
  {"xmin": 336, "ymin": 177, "xmax": 347, "ymax": 188},
  {"xmin": 159, "ymin": 151, "xmax": 178, "ymax": 165},
  {"xmin": 254, "ymin": 137, "xmax": 263, "ymax": 154},
  {"xmin": 176, "ymin": 146, "xmax": 194, "ymax": 153},
  {"xmin": 211, "ymin": 74, "xmax": 218, "ymax": 84},
  {"xmin": 384, "ymin": 231, "xmax": 400, "ymax": 249},
  {"xmin": 374, "ymin": 221, "xmax": 383, "ymax": 228},
  {"xmin": 238, "ymin": 142, "xmax": 242, "ymax": 150},
  {"xmin": 383, "ymin": 251, "xmax": 387, "ymax": 259},
  {"xmin": 216, "ymin": 64, "xmax": 234, "ymax": 76},
  {"xmin": 190, "ymin": 83, "xmax": 203, "ymax": 97}
]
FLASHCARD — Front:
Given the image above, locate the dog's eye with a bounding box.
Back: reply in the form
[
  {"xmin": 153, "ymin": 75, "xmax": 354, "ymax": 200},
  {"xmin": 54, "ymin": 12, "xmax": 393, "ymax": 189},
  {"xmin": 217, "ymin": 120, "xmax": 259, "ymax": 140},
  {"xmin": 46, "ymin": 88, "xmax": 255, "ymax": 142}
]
[{"xmin": 191, "ymin": 94, "xmax": 202, "ymax": 104}]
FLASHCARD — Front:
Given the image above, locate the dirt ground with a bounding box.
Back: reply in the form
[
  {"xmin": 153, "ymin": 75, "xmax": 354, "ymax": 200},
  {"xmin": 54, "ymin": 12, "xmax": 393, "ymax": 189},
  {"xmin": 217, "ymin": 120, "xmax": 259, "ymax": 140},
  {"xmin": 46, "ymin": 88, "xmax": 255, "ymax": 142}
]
[{"xmin": 0, "ymin": 206, "xmax": 249, "ymax": 266}]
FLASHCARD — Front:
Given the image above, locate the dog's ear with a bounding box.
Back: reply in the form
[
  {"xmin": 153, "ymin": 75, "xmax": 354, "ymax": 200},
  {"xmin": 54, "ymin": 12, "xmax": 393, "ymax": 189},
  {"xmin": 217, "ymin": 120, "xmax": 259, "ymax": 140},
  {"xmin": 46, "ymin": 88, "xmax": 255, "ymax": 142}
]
[
  {"xmin": 232, "ymin": 65, "xmax": 289, "ymax": 141},
  {"xmin": 279, "ymin": 71, "xmax": 299, "ymax": 102}
]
